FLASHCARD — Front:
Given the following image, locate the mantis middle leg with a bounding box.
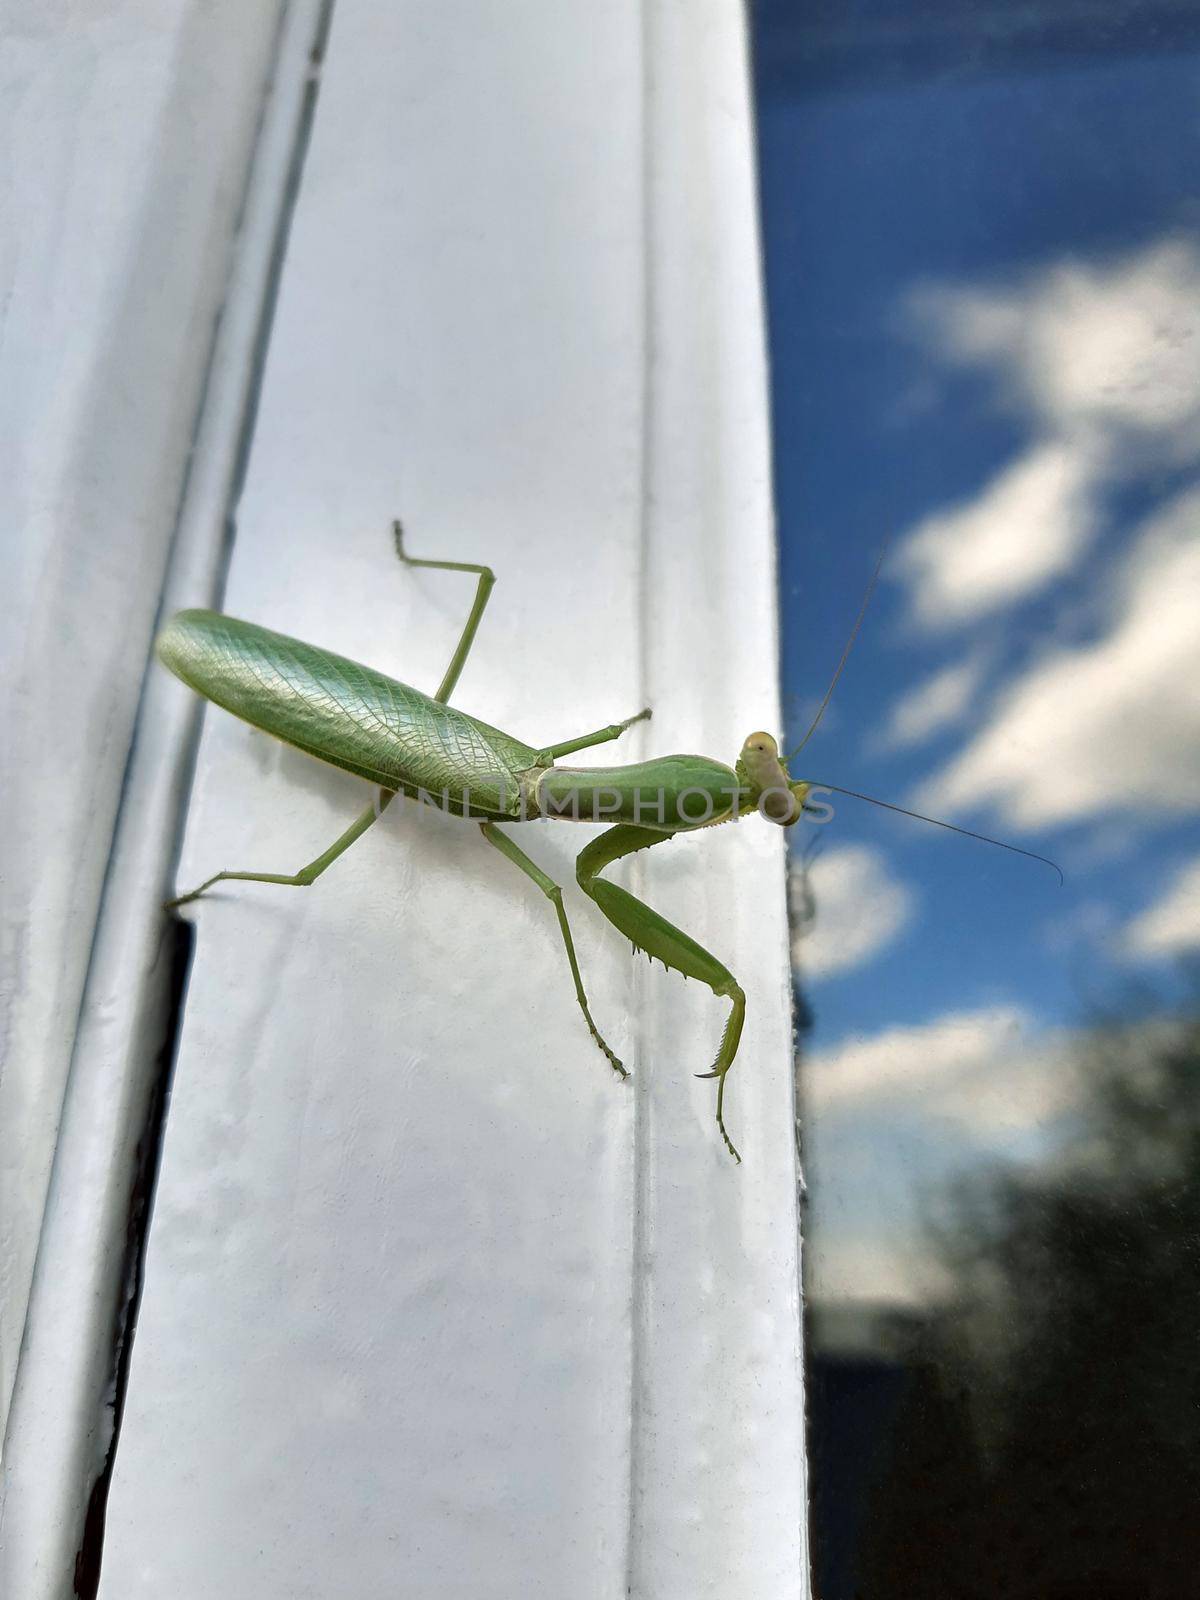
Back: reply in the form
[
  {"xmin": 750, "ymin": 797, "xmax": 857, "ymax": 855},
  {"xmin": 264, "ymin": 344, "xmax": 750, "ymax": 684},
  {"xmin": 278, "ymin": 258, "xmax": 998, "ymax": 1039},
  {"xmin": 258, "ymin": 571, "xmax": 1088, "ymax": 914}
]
[
  {"xmin": 479, "ymin": 822, "xmax": 626, "ymax": 1079},
  {"xmin": 576, "ymin": 824, "xmax": 746, "ymax": 1162}
]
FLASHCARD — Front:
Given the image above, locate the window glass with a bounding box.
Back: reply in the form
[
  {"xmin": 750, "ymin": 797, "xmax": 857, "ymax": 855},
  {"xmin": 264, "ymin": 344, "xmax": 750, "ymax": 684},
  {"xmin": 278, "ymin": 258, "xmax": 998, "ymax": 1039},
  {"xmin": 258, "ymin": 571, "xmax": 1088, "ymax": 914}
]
[{"xmin": 754, "ymin": 6, "xmax": 1200, "ymax": 1594}]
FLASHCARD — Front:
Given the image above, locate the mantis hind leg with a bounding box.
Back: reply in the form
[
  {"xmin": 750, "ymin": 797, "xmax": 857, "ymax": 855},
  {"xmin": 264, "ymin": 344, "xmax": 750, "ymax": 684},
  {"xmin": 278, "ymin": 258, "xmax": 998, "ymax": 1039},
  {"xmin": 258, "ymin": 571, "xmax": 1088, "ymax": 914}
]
[
  {"xmin": 576, "ymin": 825, "xmax": 745, "ymax": 1162},
  {"xmin": 480, "ymin": 822, "xmax": 626, "ymax": 1080},
  {"xmin": 166, "ymin": 792, "xmax": 395, "ymax": 908},
  {"xmin": 393, "ymin": 519, "xmax": 494, "ymax": 704}
]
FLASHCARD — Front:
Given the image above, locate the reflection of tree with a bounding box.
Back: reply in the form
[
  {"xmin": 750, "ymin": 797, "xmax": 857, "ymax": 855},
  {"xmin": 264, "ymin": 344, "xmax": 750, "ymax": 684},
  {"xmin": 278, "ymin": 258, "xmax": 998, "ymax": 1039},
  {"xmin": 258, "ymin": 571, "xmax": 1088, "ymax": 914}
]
[{"xmin": 855, "ymin": 1008, "xmax": 1200, "ymax": 1600}]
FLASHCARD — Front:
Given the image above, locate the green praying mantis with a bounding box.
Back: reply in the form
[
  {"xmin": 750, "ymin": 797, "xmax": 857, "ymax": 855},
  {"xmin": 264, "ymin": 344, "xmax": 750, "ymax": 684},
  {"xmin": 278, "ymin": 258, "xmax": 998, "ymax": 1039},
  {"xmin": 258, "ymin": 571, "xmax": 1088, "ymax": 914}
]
[{"xmin": 158, "ymin": 522, "xmax": 1060, "ymax": 1161}]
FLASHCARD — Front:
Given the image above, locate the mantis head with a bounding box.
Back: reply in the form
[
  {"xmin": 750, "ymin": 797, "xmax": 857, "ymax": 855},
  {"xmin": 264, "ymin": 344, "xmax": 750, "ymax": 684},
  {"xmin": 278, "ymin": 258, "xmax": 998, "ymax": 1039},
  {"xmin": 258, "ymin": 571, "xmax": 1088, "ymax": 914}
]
[{"xmin": 737, "ymin": 732, "xmax": 810, "ymax": 826}]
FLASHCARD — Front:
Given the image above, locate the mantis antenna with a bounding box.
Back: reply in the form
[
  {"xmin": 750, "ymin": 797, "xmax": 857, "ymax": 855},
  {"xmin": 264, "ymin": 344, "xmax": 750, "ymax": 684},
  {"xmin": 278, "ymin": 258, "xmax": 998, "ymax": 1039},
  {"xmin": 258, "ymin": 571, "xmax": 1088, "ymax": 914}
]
[
  {"xmin": 785, "ymin": 531, "xmax": 892, "ymax": 763},
  {"xmin": 808, "ymin": 781, "xmax": 1064, "ymax": 885},
  {"xmin": 785, "ymin": 535, "xmax": 1063, "ymax": 883}
]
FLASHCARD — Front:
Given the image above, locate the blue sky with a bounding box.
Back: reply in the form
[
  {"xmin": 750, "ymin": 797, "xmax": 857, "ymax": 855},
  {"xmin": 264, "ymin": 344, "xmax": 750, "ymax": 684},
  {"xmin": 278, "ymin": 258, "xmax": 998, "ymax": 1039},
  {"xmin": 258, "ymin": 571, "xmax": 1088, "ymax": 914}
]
[{"xmin": 756, "ymin": 18, "xmax": 1200, "ymax": 1303}]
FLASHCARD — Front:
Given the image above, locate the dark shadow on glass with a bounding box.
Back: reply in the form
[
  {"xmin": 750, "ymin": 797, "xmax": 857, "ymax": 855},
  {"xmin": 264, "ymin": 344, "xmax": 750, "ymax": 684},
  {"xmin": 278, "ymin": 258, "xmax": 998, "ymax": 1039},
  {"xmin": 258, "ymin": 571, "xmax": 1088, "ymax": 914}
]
[{"xmin": 805, "ymin": 990, "xmax": 1200, "ymax": 1600}]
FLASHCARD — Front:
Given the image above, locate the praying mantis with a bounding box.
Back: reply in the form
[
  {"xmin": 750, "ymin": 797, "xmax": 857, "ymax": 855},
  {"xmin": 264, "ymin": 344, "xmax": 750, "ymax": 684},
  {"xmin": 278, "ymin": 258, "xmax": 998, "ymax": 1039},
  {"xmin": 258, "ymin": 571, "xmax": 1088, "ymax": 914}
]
[{"xmin": 158, "ymin": 522, "xmax": 1058, "ymax": 1161}]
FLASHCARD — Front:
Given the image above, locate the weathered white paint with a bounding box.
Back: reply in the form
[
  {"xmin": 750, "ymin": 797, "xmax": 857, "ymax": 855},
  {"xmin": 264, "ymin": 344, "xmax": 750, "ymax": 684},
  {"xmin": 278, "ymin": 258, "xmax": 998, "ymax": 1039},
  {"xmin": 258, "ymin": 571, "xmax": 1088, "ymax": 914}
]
[
  {"xmin": 0, "ymin": 3, "xmax": 328, "ymax": 1594},
  {"xmin": 6, "ymin": 1, "xmax": 806, "ymax": 1595},
  {"xmin": 0, "ymin": 0, "xmax": 285, "ymax": 1440}
]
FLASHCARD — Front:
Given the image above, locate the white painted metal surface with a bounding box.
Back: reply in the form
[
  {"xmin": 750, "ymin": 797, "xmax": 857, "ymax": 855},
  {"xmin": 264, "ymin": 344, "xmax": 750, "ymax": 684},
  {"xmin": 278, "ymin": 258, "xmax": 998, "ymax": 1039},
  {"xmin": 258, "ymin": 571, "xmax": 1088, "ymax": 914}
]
[
  {"xmin": 0, "ymin": 0, "xmax": 284, "ymax": 1442},
  {"xmin": 6, "ymin": 1, "xmax": 806, "ymax": 1595},
  {"xmin": 1, "ymin": 3, "xmax": 325, "ymax": 1593}
]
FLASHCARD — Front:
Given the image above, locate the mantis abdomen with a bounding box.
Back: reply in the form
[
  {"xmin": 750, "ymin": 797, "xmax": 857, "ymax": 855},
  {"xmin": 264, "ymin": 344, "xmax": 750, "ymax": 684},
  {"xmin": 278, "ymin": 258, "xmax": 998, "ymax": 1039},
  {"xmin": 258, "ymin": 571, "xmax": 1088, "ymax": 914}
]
[{"xmin": 157, "ymin": 609, "xmax": 537, "ymax": 820}]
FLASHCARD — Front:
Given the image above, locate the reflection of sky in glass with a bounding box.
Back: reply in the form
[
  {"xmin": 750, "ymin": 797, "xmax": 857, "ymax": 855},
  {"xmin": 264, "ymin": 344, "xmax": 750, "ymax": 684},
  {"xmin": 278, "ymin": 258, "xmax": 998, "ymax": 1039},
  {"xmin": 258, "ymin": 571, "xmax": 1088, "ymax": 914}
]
[
  {"xmin": 755, "ymin": 8, "xmax": 1200, "ymax": 1316},
  {"xmin": 757, "ymin": 19, "xmax": 1200, "ymax": 1590}
]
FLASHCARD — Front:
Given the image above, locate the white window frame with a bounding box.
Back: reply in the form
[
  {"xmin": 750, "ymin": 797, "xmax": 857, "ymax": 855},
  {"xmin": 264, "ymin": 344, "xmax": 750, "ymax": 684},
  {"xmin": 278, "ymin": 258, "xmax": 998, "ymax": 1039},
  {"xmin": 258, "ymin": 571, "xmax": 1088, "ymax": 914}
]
[{"xmin": 2, "ymin": 5, "xmax": 807, "ymax": 1596}]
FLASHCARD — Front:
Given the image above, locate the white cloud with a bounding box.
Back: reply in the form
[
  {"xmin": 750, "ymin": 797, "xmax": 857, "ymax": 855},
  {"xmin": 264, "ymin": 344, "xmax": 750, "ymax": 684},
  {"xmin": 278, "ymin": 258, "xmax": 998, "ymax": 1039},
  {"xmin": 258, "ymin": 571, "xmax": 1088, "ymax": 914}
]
[
  {"xmin": 930, "ymin": 1036, "xmax": 1080, "ymax": 1137},
  {"xmin": 896, "ymin": 441, "xmax": 1097, "ymax": 628},
  {"xmin": 804, "ymin": 1004, "xmax": 1083, "ymax": 1144},
  {"xmin": 804, "ymin": 1004, "xmax": 1029, "ymax": 1111},
  {"xmin": 791, "ymin": 845, "xmax": 914, "ymax": 980},
  {"xmin": 912, "ymin": 486, "xmax": 1200, "ymax": 830},
  {"xmin": 908, "ymin": 237, "xmax": 1200, "ymax": 459},
  {"xmin": 895, "ymin": 237, "xmax": 1200, "ymax": 627},
  {"xmin": 876, "ymin": 651, "xmax": 987, "ymax": 751},
  {"xmin": 1125, "ymin": 857, "xmax": 1200, "ymax": 958},
  {"xmin": 804, "ymin": 1235, "xmax": 951, "ymax": 1311}
]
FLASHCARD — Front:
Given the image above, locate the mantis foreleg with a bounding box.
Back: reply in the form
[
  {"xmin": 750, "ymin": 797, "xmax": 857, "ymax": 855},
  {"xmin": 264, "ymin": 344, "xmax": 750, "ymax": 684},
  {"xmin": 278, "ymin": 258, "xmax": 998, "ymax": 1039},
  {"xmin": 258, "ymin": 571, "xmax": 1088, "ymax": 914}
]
[
  {"xmin": 479, "ymin": 822, "xmax": 627, "ymax": 1079},
  {"xmin": 166, "ymin": 791, "xmax": 396, "ymax": 908},
  {"xmin": 575, "ymin": 825, "xmax": 746, "ymax": 1162}
]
